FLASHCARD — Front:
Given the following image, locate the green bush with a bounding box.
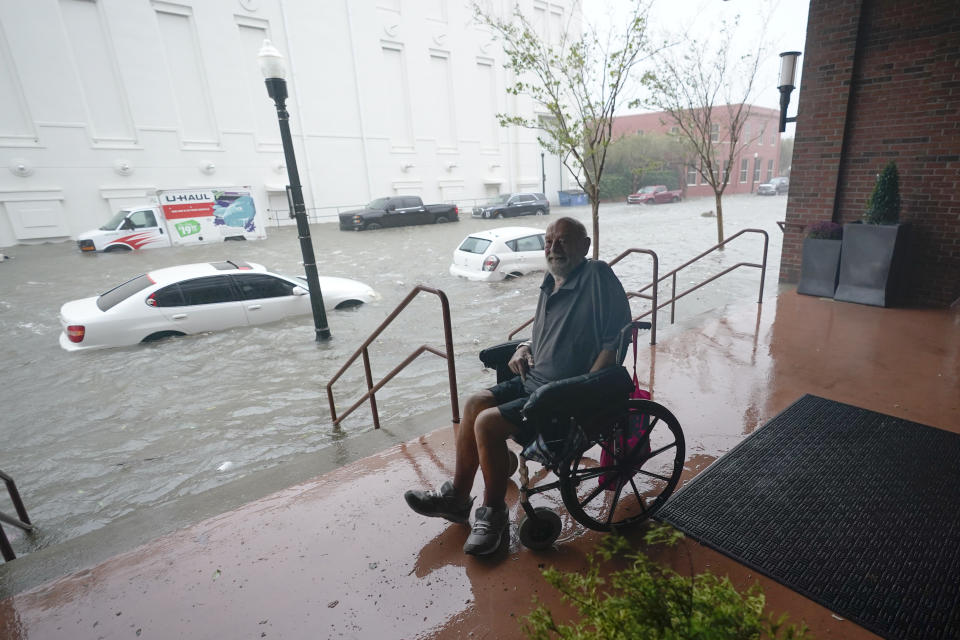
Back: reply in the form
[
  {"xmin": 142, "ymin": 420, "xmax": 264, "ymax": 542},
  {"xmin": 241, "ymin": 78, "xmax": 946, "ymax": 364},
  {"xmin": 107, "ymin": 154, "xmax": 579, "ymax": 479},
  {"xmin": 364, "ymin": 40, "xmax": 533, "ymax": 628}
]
[
  {"xmin": 638, "ymin": 168, "xmax": 681, "ymax": 191},
  {"xmin": 598, "ymin": 173, "xmax": 634, "ymax": 200},
  {"xmin": 864, "ymin": 161, "xmax": 901, "ymax": 224},
  {"xmin": 522, "ymin": 530, "xmax": 813, "ymax": 640}
]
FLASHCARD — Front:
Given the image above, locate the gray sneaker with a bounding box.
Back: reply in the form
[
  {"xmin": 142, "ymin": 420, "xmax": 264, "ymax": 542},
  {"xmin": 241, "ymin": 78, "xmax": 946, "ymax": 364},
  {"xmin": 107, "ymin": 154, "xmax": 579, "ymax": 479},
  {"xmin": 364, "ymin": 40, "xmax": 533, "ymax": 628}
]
[
  {"xmin": 463, "ymin": 506, "xmax": 509, "ymax": 556},
  {"xmin": 404, "ymin": 480, "xmax": 474, "ymax": 524}
]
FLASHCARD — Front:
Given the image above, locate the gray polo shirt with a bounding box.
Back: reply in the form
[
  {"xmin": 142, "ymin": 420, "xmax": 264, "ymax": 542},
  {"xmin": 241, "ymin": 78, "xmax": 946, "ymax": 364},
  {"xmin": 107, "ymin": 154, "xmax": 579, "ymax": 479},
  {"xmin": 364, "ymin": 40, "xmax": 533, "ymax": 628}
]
[{"xmin": 524, "ymin": 259, "xmax": 631, "ymax": 391}]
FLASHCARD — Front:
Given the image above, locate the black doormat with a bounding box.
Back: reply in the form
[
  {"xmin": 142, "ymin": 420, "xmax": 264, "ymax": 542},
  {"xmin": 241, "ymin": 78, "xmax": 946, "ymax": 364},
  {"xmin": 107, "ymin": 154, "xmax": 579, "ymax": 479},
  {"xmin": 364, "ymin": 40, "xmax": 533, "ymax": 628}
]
[{"xmin": 656, "ymin": 394, "xmax": 960, "ymax": 640}]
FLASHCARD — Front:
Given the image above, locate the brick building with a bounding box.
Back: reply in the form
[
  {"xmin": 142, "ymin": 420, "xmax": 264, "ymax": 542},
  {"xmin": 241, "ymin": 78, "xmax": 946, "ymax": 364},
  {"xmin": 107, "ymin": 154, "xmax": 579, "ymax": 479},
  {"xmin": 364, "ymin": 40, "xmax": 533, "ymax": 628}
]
[
  {"xmin": 611, "ymin": 106, "xmax": 782, "ymax": 198},
  {"xmin": 780, "ymin": 0, "xmax": 960, "ymax": 308}
]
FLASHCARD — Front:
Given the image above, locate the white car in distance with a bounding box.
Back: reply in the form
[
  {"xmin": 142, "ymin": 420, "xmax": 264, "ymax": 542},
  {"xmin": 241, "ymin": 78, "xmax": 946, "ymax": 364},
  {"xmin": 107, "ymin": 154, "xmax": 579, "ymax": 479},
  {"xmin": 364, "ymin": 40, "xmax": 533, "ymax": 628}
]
[
  {"xmin": 59, "ymin": 261, "xmax": 377, "ymax": 351},
  {"xmin": 449, "ymin": 227, "xmax": 547, "ymax": 281}
]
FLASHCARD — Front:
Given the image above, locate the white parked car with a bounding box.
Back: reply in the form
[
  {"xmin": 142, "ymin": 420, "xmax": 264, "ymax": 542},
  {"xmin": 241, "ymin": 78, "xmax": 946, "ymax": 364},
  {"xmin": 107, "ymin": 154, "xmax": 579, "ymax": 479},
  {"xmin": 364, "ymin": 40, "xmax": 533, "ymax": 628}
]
[
  {"xmin": 449, "ymin": 227, "xmax": 547, "ymax": 281},
  {"xmin": 59, "ymin": 261, "xmax": 377, "ymax": 351}
]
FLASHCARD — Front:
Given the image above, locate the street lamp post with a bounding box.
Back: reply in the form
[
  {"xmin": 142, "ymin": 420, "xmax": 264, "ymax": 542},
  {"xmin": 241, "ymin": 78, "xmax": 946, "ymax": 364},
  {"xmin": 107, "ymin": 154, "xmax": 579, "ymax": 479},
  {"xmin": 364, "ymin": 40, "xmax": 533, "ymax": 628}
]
[
  {"xmin": 540, "ymin": 152, "xmax": 546, "ymax": 194},
  {"xmin": 258, "ymin": 40, "xmax": 330, "ymax": 342},
  {"xmin": 777, "ymin": 51, "xmax": 802, "ymax": 133}
]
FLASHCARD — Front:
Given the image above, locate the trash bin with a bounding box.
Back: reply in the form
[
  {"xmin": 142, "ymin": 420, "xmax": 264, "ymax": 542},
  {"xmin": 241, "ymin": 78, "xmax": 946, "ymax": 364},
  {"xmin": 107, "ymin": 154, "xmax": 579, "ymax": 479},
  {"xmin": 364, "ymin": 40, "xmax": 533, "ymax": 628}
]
[{"xmin": 558, "ymin": 189, "xmax": 588, "ymax": 206}]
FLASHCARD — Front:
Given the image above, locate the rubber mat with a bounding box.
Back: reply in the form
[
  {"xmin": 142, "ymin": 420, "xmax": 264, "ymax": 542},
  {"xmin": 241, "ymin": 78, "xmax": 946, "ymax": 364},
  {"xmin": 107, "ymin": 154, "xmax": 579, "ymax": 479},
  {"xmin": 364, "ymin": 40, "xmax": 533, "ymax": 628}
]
[{"xmin": 657, "ymin": 394, "xmax": 960, "ymax": 640}]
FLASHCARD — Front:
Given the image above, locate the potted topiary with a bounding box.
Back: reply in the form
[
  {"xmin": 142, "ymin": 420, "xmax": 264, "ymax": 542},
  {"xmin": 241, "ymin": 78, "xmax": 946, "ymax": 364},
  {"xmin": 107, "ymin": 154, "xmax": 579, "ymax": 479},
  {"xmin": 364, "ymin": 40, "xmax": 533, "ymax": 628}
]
[
  {"xmin": 797, "ymin": 221, "xmax": 843, "ymax": 298},
  {"xmin": 834, "ymin": 161, "xmax": 911, "ymax": 307}
]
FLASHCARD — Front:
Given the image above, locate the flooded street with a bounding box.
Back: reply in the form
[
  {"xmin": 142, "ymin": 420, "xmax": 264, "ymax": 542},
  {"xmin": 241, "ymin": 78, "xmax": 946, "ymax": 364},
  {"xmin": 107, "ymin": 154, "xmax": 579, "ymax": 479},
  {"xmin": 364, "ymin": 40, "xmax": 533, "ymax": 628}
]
[{"xmin": 0, "ymin": 194, "xmax": 784, "ymax": 556}]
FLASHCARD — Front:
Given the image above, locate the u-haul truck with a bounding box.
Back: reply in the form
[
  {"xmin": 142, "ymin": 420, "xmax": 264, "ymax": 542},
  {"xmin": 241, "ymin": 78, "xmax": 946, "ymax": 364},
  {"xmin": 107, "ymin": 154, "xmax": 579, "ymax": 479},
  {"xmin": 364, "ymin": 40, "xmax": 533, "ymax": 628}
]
[{"xmin": 77, "ymin": 187, "xmax": 267, "ymax": 252}]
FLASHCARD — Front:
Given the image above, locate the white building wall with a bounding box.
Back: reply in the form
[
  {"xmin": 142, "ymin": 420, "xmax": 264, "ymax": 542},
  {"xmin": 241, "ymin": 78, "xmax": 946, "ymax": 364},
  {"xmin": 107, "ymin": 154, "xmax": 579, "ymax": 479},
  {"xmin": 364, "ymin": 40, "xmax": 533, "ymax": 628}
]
[{"xmin": 0, "ymin": 0, "xmax": 576, "ymax": 247}]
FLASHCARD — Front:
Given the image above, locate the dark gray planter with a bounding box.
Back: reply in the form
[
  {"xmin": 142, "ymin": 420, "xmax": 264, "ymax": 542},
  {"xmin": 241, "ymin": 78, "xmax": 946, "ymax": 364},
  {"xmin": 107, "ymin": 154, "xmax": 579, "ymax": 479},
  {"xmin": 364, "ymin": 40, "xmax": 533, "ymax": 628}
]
[
  {"xmin": 797, "ymin": 238, "xmax": 842, "ymax": 298},
  {"xmin": 834, "ymin": 222, "xmax": 910, "ymax": 307}
]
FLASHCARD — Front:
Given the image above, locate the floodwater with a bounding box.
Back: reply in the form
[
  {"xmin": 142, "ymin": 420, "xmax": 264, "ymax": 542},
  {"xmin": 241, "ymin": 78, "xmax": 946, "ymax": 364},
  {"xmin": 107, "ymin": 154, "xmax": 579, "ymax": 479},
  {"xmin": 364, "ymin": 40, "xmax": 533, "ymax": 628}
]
[{"xmin": 0, "ymin": 195, "xmax": 784, "ymax": 556}]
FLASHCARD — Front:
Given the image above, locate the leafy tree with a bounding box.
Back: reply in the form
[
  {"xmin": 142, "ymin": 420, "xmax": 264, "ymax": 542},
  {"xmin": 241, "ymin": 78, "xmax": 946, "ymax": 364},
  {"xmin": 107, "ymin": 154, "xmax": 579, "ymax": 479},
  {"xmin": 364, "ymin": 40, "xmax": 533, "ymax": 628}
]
[
  {"xmin": 865, "ymin": 161, "xmax": 901, "ymax": 224},
  {"xmin": 639, "ymin": 17, "xmax": 767, "ymax": 245},
  {"xmin": 474, "ymin": 1, "xmax": 660, "ymax": 259}
]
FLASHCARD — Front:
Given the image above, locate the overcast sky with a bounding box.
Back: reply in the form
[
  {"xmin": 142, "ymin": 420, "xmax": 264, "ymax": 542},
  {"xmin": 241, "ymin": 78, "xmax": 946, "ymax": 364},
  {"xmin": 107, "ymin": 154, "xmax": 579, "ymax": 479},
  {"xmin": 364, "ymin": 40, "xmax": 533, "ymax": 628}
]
[{"xmin": 579, "ymin": 0, "xmax": 809, "ymax": 119}]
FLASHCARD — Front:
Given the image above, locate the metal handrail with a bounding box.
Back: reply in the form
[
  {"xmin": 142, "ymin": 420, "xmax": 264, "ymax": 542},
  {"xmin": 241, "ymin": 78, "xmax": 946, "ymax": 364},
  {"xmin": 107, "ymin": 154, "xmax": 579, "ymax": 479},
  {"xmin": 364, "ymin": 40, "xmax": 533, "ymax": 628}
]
[
  {"xmin": 635, "ymin": 228, "xmax": 769, "ymax": 324},
  {"xmin": 326, "ymin": 285, "xmax": 459, "ymax": 429},
  {"xmin": 505, "ymin": 228, "xmax": 768, "ymax": 345},
  {"xmin": 1, "ymin": 468, "xmax": 33, "ymax": 562},
  {"xmin": 608, "ymin": 249, "xmax": 660, "ymax": 345}
]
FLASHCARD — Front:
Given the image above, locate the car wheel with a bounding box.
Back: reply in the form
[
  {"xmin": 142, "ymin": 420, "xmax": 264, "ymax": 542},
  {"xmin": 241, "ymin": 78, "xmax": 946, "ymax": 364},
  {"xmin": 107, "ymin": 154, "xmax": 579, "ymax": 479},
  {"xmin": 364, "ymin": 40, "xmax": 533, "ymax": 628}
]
[
  {"xmin": 104, "ymin": 245, "xmax": 132, "ymax": 252},
  {"xmin": 495, "ymin": 212, "xmax": 504, "ymax": 219},
  {"xmin": 671, "ymin": 196, "xmax": 680, "ymax": 203},
  {"xmin": 142, "ymin": 331, "xmax": 186, "ymax": 343},
  {"xmin": 643, "ymin": 200, "xmax": 655, "ymax": 205},
  {"xmin": 434, "ymin": 216, "xmax": 448, "ymax": 224},
  {"xmin": 335, "ymin": 299, "xmax": 364, "ymax": 310},
  {"xmin": 365, "ymin": 222, "xmax": 382, "ymax": 230},
  {"xmin": 534, "ymin": 208, "xmax": 545, "ymax": 216}
]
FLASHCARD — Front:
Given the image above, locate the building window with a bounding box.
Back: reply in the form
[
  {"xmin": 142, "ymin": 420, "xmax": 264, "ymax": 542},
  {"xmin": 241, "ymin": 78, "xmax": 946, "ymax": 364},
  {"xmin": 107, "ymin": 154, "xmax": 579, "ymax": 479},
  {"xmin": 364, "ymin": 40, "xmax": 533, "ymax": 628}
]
[
  {"xmin": 739, "ymin": 158, "xmax": 748, "ymax": 183},
  {"xmin": 743, "ymin": 122, "xmax": 750, "ymax": 144},
  {"xmin": 767, "ymin": 159, "xmax": 774, "ymax": 181},
  {"xmin": 710, "ymin": 123, "xmax": 719, "ymax": 143},
  {"xmin": 687, "ymin": 164, "xmax": 698, "ymax": 186},
  {"xmin": 670, "ymin": 126, "xmax": 679, "ymax": 135},
  {"xmin": 758, "ymin": 125, "xmax": 765, "ymax": 145},
  {"xmin": 753, "ymin": 157, "xmax": 761, "ymax": 183}
]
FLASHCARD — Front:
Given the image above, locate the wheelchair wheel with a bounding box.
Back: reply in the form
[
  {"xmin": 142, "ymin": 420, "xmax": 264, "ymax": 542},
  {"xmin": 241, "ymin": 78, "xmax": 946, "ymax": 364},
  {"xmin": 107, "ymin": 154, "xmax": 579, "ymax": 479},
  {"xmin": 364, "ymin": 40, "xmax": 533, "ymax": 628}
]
[
  {"xmin": 559, "ymin": 399, "xmax": 684, "ymax": 532},
  {"xmin": 517, "ymin": 507, "xmax": 563, "ymax": 550}
]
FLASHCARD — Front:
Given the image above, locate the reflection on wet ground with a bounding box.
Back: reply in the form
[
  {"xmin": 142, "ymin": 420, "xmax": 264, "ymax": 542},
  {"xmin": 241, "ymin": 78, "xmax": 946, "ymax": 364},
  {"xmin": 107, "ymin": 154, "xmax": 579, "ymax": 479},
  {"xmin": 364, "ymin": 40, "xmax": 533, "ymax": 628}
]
[{"xmin": 0, "ymin": 195, "xmax": 785, "ymax": 555}]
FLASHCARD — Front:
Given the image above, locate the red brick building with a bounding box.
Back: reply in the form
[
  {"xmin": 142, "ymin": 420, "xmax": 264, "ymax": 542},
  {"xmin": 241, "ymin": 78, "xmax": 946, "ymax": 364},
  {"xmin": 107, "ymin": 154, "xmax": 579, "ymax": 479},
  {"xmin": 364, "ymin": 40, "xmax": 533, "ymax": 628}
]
[
  {"xmin": 611, "ymin": 106, "xmax": 783, "ymax": 198},
  {"xmin": 780, "ymin": 0, "xmax": 960, "ymax": 308}
]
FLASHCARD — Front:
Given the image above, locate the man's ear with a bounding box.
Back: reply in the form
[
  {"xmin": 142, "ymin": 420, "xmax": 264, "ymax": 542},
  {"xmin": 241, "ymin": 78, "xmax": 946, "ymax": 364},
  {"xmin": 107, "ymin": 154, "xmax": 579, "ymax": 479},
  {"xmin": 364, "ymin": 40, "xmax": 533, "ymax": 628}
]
[{"xmin": 581, "ymin": 236, "xmax": 592, "ymax": 256}]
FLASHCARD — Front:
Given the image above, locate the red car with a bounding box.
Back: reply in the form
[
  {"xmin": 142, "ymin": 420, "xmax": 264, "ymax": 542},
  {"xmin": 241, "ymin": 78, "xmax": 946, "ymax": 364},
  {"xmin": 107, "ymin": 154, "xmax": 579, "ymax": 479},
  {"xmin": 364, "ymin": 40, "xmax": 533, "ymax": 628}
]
[{"xmin": 627, "ymin": 185, "xmax": 682, "ymax": 204}]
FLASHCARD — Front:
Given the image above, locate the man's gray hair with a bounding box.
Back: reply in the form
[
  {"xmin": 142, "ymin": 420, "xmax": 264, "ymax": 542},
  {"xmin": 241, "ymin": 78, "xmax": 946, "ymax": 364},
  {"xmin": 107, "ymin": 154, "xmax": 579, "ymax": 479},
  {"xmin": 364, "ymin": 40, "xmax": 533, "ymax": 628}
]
[{"xmin": 552, "ymin": 216, "xmax": 588, "ymax": 239}]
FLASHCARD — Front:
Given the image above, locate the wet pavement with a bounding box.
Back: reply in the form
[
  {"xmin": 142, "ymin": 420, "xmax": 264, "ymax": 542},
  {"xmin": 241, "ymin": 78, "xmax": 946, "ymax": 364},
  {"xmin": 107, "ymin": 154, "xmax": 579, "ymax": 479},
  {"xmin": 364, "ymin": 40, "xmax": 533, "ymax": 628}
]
[
  {"xmin": 1, "ymin": 288, "xmax": 957, "ymax": 639},
  {"xmin": 0, "ymin": 195, "xmax": 783, "ymax": 556}
]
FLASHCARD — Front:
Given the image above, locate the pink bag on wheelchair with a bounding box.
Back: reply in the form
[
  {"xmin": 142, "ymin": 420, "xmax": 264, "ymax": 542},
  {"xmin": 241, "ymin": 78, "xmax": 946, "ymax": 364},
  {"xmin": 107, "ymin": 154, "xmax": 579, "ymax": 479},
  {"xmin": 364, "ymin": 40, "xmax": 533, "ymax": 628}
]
[{"xmin": 599, "ymin": 326, "xmax": 651, "ymax": 490}]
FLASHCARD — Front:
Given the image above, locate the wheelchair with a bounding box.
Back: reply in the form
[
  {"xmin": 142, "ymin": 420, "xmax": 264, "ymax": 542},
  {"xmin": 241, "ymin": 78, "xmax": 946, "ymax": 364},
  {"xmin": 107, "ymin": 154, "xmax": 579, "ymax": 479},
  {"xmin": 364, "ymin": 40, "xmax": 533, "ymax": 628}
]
[{"xmin": 478, "ymin": 321, "xmax": 685, "ymax": 550}]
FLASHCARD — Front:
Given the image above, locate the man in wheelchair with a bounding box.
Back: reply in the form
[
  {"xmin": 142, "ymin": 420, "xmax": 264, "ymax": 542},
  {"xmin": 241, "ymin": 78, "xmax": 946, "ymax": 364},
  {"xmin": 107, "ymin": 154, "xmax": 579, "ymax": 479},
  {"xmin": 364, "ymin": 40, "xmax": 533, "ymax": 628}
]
[{"xmin": 405, "ymin": 217, "xmax": 631, "ymax": 556}]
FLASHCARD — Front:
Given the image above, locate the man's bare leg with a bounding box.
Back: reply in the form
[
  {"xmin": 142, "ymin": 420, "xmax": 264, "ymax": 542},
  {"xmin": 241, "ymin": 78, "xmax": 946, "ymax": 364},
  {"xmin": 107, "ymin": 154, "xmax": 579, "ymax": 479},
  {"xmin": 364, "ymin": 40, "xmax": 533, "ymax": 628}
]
[
  {"xmin": 452, "ymin": 390, "xmax": 498, "ymax": 500},
  {"xmin": 473, "ymin": 406, "xmax": 517, "ymax": 510}
]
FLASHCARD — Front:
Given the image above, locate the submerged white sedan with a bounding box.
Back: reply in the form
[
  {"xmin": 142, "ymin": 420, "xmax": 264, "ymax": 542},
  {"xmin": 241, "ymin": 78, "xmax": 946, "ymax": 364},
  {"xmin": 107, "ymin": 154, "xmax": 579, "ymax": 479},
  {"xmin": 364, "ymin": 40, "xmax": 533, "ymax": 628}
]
[
  {"xmin": 59, "ymin": 261, "xmax": 377, "ymax": 351},
  {"xmin": 449, "ymin": 227, "xmax": 547, "ymax": 281}
]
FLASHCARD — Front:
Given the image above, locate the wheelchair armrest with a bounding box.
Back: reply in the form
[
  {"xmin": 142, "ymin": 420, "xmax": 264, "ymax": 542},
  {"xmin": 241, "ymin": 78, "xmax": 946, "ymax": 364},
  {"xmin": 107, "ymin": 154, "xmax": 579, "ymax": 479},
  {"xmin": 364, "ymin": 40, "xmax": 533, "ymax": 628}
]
[
  {"xmin": 479, "ymin": 339, "xmax": 528, "ymax": 383},
  {"xmin": 521, "ymin": 365, "xmax": 633, "ymax": 425}
]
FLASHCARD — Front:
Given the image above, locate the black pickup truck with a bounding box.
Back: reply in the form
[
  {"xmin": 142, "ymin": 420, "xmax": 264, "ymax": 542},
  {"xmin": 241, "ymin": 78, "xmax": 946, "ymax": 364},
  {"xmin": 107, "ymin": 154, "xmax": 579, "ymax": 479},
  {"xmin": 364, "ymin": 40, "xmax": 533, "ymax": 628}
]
[{"xmin": 338, "ymin": 196, "xmax": 459, "ymax": 231}]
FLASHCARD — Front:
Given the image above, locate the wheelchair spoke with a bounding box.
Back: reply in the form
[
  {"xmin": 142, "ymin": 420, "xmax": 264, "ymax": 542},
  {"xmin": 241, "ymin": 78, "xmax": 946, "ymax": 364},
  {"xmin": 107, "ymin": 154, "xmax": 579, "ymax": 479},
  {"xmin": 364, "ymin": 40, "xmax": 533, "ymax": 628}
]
[
  {"xmin": 637, "ymin": 468, "xmax": 673, "ymax": 482},
  {"xmin": 606, "ymin": 483, "xmax": 626, "ymax": 526},
  {"xmin": 578, "ymin": 483, "xmax": 606, "ymax": 511},
  {"xmin": 628, "ymin": 476, "xmax": 649, "ymax": 515}
]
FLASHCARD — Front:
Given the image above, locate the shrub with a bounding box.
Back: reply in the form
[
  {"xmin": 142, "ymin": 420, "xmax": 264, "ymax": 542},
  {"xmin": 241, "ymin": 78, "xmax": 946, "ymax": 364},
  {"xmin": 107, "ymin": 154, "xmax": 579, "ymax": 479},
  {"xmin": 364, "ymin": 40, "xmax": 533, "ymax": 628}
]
[
  {"xmin": 864, "ymin": 161, "xmax": 901, "ymax": 225},
  {"xmin": 522, "ymin": 529, "xmax": 813, "ymax": 640},
  {"xmin": 806, "ymin": 221, "xmax": 842, "ymax": 240}
]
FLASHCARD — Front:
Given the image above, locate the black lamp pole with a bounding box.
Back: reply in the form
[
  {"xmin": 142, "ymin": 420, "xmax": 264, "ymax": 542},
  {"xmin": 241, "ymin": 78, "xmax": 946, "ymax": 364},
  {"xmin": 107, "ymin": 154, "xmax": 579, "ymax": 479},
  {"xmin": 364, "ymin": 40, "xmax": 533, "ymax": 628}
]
[
  {"xmin": 540, "ymin": 152, "xmax": 546, "ymax": 194},
  {"xmin": 777, "ymin": 51, "xmax": 802, "ymax": 133},
  {"xmin": 261, "ymin": 42, "xmax": 330, "ymax": 342}
]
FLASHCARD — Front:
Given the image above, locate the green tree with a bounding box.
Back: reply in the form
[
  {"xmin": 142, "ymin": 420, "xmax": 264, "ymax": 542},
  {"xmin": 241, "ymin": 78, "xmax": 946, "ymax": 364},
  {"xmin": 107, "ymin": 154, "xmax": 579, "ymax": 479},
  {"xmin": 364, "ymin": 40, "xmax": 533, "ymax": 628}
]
[
  {"xmin": 865, "ymin": 161, "xmax": 901, "ymax": 224},
  {"xmin": 604, "ymin": 132, "xmax": 692, "ymax": 193},
  {"xmin": 474, "ymin": 1, "xmax": 660, "ymax": 259},
  {"xmin": 639, "ymin": 16, "xmax": 767, "ymax": 245}
]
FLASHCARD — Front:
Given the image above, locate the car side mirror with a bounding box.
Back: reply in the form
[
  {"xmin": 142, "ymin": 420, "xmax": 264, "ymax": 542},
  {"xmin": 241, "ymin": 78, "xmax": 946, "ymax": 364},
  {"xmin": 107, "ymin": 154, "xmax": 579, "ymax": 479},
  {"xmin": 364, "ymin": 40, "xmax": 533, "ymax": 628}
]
[
  {"xmin": 121, "ymin": 219, "xmax": 135, "ymax": 230},
  {"xmin": 292, "ymin": 285, "xmax": 308, "ymax": 296},
  {"xmin": 386, "ymin": 204, "xmax": 396, "ymax": 212}
]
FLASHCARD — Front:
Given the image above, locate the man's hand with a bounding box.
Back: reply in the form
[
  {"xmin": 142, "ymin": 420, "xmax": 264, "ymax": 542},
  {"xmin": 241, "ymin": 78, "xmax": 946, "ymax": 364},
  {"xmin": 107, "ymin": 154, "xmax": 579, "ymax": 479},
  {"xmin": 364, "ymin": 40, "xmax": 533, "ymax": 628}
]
[{"xmin": 508, "ymin": 344, "xmax": 534, "ymax": 378}]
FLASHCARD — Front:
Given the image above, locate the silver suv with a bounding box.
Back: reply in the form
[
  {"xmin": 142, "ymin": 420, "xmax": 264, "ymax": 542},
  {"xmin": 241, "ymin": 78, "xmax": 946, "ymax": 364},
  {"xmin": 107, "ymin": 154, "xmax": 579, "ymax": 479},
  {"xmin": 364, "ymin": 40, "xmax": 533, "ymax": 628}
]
[{"xmin": 472, "ymin": 193, "xmax": 550, "ymax": 219}]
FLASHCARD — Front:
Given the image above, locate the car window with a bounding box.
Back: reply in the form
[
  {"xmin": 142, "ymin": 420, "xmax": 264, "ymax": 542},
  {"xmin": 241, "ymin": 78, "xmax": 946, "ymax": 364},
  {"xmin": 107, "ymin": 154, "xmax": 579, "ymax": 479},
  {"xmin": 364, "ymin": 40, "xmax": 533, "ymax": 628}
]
[
  {"xmin": 458, "ymin": 237, "xmax": 492, "ymax": 254},
  {"xmin": 533, "ymin": 193, "xmax": 546, "ymax": 201},
  {"xmin": 508, "ymin": 234, "xmax": 544, "ymax": 252},
  {"xmin": 128, "ymin": 210, "xmax": 157, "ymax": 228},
  {"xmin": 147, "ymin": 284, "xmax": 185, "ymax": 308},
  {"xmin": 401, "ymin": 197, "xmax": 422, "ymax": 208},
  {"xmin": 232, "ymin": 274, "xmax": 296, "ymax": 300},
  {"xmin": 177, "ymin": 276, "xmax": 239, "ymax": 305},
  {"xmin": 97, "ymin": 274, "xmax": 153, "ymax": 311}
]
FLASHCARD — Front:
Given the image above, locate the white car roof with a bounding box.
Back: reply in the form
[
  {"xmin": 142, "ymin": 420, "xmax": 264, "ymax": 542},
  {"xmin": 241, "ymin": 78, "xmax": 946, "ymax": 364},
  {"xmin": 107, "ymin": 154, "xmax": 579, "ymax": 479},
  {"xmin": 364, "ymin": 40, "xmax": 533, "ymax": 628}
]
[
  {"xmin": 463, "ymin": 227, "xmax": 544, "ymax": 242},
  {"xmin": 145, "ymin": 261, "xmax": 267, "ymax": 285}
]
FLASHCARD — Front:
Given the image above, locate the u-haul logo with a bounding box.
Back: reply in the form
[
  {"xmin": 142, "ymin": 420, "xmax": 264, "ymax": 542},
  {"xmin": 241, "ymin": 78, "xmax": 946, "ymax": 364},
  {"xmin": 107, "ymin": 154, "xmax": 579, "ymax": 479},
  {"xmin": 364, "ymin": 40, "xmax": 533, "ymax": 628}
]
[{"xmin": 163, "ymin": 192, "xmax": 212, "ymax": 203}]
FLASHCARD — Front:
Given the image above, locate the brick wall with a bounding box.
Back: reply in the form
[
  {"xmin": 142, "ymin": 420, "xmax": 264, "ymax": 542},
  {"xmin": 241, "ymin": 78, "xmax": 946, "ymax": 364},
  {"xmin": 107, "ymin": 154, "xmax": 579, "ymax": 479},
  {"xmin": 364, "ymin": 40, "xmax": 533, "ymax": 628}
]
[
  {"xmin": 780, "ymin": 0, "xmax": 960, "ymax": 307},
  {"xmin": 610, "ymin": 107, "xmax": 782, "ymax": 198}
]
